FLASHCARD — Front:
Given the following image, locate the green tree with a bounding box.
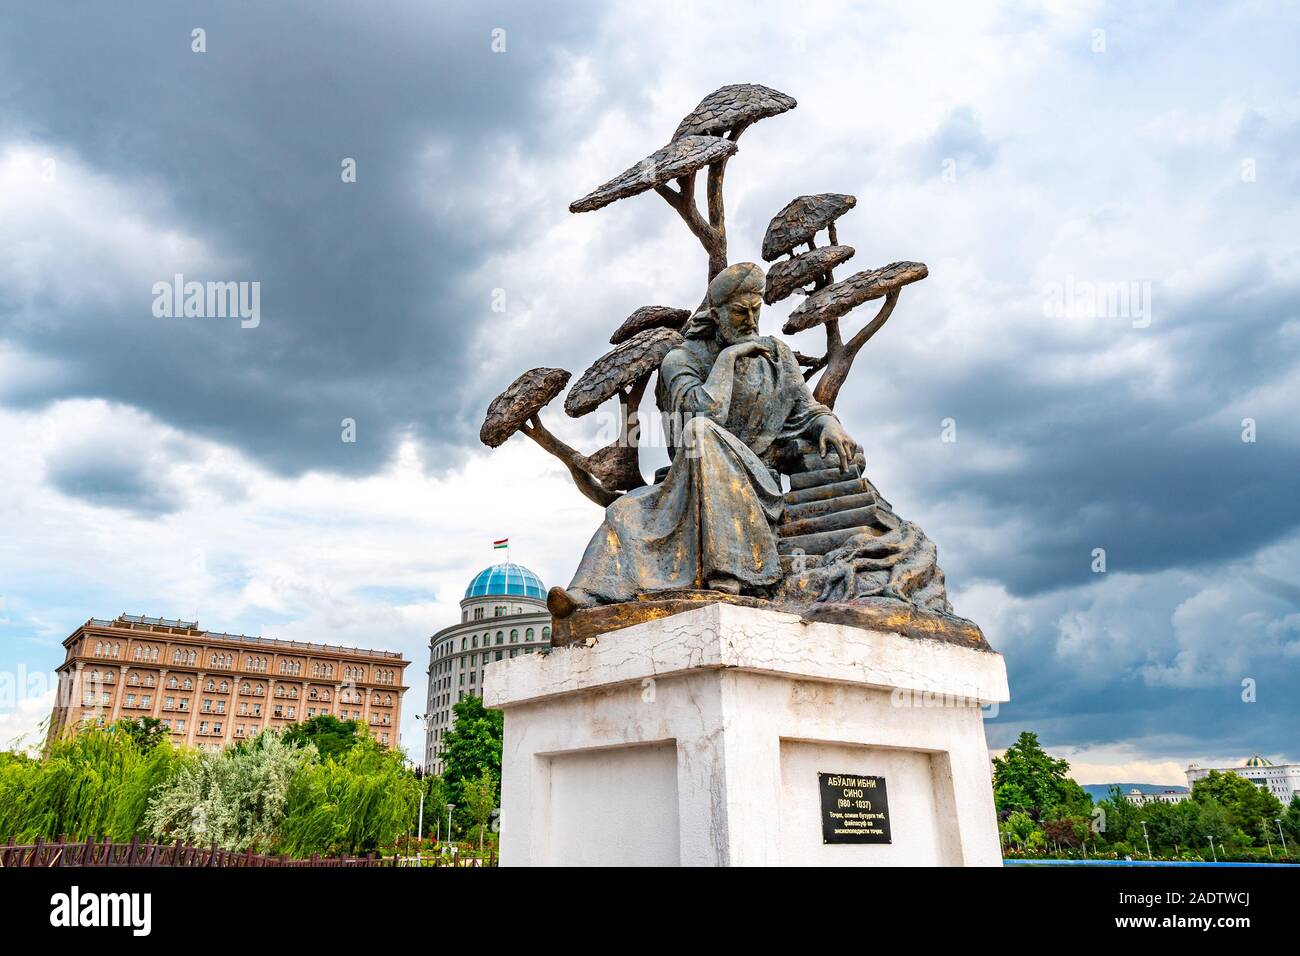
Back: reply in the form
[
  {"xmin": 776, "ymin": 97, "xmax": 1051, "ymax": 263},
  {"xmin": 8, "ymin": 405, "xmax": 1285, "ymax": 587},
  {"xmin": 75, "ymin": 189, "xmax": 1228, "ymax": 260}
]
[
  {"xmin": 279, "ymin": 736, "xmax": 420, "ymax": 856},
  {"xmin": 438, "ymin": 695, "xmax": 503, "ymax": 813},
  {"xmin": 420, "ymin": 773, "xmax": 451, "ymax": 842},
  {"xmin": 1280, "ymin": 795, "xmax": 1300, "ymax": 850},
  {"xmin": 280, "ymin": 714, "xmax": 365, "ymax": 760},
  {"xmin": 992, "ymin": 731, "xmax": 1091, "ymax": 821},
  {"xmin": 1001, "ymin": 809, "xmax": 1038, "ymax": 849},
  {"xmin": 1191, "ymin": 798, "xmax": 1236, "ymax": 855},
  {"xmin": 1190, "ymin": 770, "xmax": 1284, "ymax": 845},
  {"xmin": 0, "ymin": 723, "xmax": 185, "ymax": 841},
  {"xmin": 1142, "ymin": 798, "xmax": 1199, "ymax": 854},
  {"xmin": 462, "ymin": 767, "xmax": 498, "ymax": 853},
  {"xmin": 145, "ymin": 730, "xmax": 314, "ymax": 851},
  {"xmin": 1095, "ymin": 785, "xmax": 1139, "ymax": 847},
  {"xmin": 112, "ymin": 716, "xmax": 168, "ymax": 752}
]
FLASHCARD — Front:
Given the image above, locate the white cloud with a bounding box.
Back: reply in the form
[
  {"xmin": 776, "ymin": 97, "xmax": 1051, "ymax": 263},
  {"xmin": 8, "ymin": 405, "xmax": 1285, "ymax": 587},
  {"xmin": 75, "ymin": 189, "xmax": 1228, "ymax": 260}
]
[
  {"xmin": 0, "ymin": 399, "xmax": 602, "ymax": 757},
  {"xmin": 0, "ymin": 688, "xmax": 54, "ymax": 756}
]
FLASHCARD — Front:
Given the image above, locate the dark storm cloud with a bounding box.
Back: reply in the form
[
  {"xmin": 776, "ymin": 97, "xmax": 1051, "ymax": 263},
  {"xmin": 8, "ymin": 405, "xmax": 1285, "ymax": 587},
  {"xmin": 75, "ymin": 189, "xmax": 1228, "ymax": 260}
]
[
  {"xmin": 0, "ymin": 0, "xmax": 602, "ymax": 477},
  {"xmin": 980, "ymin": 559, "xmax": 1300, "ymax": 761},
  {"xmin": 830, "ymin": 249, "xmax": 1300, "ymax": 599}
]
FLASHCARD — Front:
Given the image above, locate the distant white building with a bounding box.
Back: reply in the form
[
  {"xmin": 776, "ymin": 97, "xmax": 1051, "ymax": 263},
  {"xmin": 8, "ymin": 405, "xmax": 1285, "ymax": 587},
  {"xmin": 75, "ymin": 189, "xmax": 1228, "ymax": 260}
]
[
  {"xmin": 1185, "ymin": 754, "xmax": 1300, "ymax": 805},
  {"xmin": 1125, "ymin": 788, "xmax": 1189, "ymax": 806}
]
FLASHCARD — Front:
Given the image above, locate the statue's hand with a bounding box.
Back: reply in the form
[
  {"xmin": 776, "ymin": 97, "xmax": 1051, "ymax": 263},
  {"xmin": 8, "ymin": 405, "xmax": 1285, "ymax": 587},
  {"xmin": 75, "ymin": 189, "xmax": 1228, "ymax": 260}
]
[
  {"xmin": 818, "ymin": 417, "xmax": 860, "ymax": 472},
  {"xmin": 722, "ymin": 339, "xmax": 777, "ymax": 366}
]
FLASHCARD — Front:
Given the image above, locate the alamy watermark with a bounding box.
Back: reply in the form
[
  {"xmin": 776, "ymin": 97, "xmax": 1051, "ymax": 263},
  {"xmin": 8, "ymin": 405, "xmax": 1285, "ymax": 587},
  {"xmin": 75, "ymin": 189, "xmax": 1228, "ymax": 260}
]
[
  {"xmin": 50, "ymin": 886, "xmax": 151, "ymax": 936},
  {"xmin": 1043, "ymin": 275, "xmax": 1151, "ymax": 328},
  {"xmin": 151, "ymin": 274, "xmax": 261, "ymax": 328}
]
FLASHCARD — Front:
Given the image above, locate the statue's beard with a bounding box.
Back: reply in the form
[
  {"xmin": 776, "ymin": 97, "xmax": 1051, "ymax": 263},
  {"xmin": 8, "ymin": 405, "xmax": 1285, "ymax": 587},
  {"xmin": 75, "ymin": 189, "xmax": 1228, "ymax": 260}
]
[{"xmin": 717, "ymin": 322, "xmax": 759, "ymax": 345}]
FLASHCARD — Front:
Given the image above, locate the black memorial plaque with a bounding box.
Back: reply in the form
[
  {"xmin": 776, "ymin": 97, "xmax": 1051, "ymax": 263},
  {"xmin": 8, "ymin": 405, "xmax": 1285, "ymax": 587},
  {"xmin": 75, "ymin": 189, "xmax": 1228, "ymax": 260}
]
[{"xmin": 818, "ymin": 772, "xmax": 891, "ymax": 844}]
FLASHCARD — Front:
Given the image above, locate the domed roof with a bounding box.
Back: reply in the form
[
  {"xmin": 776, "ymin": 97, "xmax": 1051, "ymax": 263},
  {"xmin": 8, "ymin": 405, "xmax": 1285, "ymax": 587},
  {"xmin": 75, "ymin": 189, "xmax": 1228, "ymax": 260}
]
[
  {"xmin": 464, "ymin": 563, "xmax": 546, "ymax": 600},
  {"xmin": 1244, "ymin": 753, "xmax": 1273, "ymax": 767}
]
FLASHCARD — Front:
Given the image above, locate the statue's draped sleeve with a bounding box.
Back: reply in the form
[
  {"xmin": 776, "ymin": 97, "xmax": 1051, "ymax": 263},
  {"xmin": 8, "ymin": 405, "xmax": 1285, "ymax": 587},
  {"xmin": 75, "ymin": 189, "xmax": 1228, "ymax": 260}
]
[{"xmin": 660, "ymin": 344, "xmax": 715, "ymax": 418}]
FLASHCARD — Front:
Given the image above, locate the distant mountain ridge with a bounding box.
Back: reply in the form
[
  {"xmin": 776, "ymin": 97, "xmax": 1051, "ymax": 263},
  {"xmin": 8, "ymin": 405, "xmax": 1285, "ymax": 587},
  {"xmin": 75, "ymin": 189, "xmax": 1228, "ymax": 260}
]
[{"xmin": 1082, "ymin": 782, "xmax": 1189, "ymax": 802}]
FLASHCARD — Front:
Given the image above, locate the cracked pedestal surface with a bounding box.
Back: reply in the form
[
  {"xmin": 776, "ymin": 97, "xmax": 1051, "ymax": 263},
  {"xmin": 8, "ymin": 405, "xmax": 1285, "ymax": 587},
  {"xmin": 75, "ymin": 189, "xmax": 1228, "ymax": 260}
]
[{"xmin": 484, "ymin": 602, "xmax": 1009, "ymax": 867}]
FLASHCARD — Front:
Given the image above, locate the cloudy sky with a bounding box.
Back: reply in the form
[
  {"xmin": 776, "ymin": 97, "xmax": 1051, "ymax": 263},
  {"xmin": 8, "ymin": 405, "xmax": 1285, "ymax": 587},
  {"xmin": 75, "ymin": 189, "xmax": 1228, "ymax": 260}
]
[{"xmin": 1, "ymin": 0, "xmax": 1297, "ymax": 781}]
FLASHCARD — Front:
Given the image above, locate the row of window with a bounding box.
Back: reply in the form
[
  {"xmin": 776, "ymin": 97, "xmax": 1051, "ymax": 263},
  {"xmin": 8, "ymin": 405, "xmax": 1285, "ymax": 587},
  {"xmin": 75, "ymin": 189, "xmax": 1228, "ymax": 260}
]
[
  {"xmin": 432, "ymin": 625, "xmax": 551, "ymax": 661},
  {"xmin": 81, "ymin": 671, "xmax": 388, "ymax": 702},
  {"xmin": 87, "ymin": 641, "xmax": 390, "ymax": 683},
  {"xmin": 82, "ymin": 684, "xmax": 390, "ymax": 713}
]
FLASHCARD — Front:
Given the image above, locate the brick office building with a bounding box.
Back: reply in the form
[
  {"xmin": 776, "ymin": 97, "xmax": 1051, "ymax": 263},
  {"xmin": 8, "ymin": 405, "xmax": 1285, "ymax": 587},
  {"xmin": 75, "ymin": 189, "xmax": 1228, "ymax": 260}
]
[{"xmin": 51, "ymin": 614, "xmax": 408, "ymax": 751}]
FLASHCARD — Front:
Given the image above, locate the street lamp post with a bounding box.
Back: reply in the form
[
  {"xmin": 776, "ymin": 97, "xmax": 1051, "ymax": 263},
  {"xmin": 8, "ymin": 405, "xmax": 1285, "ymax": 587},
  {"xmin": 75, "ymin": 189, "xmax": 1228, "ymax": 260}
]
[
  {"xmin": 447, "ymin": 803, "xmax": 456, "ymax": 850},
  {"xmin": 1278, "ymin": 818, "xmax": 1289, "ymax": 856},
  {"xmin": 1206, "ymin": 835, "xmax": 1217, "ymax": 862},
  {"xmin": 1141, "ymin": 820, "xmax": 1152, "ymax": 860},
  {"xmin": 416, "ymin": 788, "xmax": 425, "ymax": 865}
]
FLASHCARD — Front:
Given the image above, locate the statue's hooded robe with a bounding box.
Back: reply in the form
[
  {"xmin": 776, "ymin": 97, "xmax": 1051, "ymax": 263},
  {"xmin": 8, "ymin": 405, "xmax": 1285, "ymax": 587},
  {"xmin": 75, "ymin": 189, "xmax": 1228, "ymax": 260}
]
[{"xmin": 567, "ymin": 263, "xmax": 839, "ymax": 604}]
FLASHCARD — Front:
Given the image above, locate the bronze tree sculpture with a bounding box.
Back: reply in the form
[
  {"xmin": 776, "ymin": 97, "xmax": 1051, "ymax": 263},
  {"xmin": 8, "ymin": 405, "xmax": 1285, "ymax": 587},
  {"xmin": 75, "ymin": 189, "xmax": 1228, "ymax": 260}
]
[{"xmin": 480, "ymin": 84, "xmax": 982, "ymax": 649}]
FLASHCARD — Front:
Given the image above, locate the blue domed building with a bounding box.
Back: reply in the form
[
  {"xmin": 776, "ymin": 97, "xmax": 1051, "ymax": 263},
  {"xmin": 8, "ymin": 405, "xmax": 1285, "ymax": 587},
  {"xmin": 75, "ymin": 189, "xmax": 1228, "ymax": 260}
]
[{"xmin": 423, "ymin": 562, "xmax": 551, "ymax": 773}]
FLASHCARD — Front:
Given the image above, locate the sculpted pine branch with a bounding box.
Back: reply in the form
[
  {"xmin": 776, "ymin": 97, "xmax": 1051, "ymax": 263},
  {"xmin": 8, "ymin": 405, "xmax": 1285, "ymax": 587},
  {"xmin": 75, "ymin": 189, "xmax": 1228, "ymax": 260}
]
[
  {"xmin": 480, "ymin": 368, "xmax": 618, "ymax": 507},
  {"xmin": 761, "ymin": 194, "xmax": 928, "ymax": 408},
  {"xmin": 572, "ymin": 84, "xmax": 796, "ymax": 281}
]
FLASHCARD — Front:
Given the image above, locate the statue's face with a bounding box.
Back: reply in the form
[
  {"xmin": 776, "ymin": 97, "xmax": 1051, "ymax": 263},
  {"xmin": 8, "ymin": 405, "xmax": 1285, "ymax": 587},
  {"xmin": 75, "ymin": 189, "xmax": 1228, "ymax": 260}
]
[{"xmin": 716, "ymin": 292, "xmax": 762, "ymax": 344}]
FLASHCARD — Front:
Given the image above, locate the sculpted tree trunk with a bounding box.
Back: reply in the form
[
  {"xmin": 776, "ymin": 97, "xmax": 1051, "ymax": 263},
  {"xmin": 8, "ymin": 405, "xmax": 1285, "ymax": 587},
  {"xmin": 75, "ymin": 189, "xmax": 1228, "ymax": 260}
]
[{"xmin": 812, "ymin": 291, "xmax": 898, "ymax": 408}]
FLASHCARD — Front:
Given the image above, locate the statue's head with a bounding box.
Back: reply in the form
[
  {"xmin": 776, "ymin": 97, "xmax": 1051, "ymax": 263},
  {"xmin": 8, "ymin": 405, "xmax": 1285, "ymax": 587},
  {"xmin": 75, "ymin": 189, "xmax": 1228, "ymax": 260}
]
[{"xmin": 687, "ymin": 262, "xmax": 765, "ymax": 344}]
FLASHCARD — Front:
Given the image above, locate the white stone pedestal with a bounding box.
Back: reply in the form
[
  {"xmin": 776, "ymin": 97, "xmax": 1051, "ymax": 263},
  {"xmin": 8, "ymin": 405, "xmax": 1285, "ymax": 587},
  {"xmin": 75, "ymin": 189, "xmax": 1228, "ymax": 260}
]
[{"xmin": 483, "ymin": 603, "xmax": 1009, "ymax": 867}]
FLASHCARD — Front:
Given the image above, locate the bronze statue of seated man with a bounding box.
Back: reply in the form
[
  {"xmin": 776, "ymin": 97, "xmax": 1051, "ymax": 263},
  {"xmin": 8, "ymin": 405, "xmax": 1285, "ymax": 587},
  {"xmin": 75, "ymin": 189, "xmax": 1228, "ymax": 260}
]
[{"xmin": 549, "ymin": 262, "xmax": 859, "ymax": 616}]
